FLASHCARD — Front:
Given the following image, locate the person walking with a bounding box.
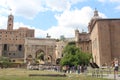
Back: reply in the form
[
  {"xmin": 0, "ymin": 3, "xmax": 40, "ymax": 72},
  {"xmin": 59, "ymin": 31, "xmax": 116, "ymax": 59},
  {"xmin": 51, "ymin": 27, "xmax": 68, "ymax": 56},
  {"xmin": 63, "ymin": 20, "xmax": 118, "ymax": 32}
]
[
  {"xmin": 114, "ymin": 58, "xmax": 119, "ymax": 79},
  {"xmin": 77, "ymin": 65, "xmax": 81, "ymax": 74}
]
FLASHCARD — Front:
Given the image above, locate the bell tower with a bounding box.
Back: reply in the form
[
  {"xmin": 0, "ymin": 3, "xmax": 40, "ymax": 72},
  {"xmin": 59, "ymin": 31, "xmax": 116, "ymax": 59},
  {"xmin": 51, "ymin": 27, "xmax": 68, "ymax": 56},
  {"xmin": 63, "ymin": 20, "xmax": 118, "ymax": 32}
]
[
  {"xmin": 94, "ymin": 8, "xmax": 99, "ymax": 17},
  {"xmin": 7, "ymin": 9, "xmax": 14, "ymax": 30}
]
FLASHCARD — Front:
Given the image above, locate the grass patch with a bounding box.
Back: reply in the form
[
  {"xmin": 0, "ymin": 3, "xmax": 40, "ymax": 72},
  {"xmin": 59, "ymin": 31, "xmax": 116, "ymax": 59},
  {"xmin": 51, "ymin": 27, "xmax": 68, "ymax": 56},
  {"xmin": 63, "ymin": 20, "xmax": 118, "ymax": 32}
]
[{"xmin": 0, "ymin": 68, "xmax": 112, "ymax": 80}]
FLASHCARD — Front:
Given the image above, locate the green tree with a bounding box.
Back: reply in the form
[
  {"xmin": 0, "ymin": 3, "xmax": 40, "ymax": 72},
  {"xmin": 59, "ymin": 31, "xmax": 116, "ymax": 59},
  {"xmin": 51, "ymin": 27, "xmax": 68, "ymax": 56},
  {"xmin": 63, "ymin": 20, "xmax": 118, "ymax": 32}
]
[
  {"xmin": 37, "ymin": 52, "xmax": 44, "ymax": 61},
  {"xmin": 60, "ymin": 44, "xmax": 92, "ymax": 67},
  {"xmin": 0, "ymin": 57, "xmax": 11, "ymax": 68}
]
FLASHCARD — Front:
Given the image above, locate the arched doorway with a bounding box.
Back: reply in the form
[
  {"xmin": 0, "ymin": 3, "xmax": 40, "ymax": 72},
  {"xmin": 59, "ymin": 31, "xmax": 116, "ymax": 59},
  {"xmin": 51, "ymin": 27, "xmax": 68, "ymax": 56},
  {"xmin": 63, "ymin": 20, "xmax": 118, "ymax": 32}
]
[
  {"xmin": 47, "ymin": 55, "xmax": 52, "ymax": 64},
  {"xmin": 36, "ymin": 49, "xmax": 45, "ymax": 64},
  {"xmin": 26, "ymin": 55, "xmax": 33, "ymax": 63},
  {"xmin": 56, "ymin": 58, "xmax": 61, "ymax": 65}
]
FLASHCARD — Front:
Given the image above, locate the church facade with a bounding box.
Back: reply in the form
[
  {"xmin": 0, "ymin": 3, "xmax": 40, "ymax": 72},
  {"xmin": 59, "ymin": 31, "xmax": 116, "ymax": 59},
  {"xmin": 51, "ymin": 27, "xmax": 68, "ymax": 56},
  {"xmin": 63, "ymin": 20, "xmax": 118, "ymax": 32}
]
[
  {"xmin": 89, "ymin": 20, "xmax": 120, "ymax": 66},
  {"xmin": 76, "ymin": 9, "xmax": 120, "ymax": 66}
]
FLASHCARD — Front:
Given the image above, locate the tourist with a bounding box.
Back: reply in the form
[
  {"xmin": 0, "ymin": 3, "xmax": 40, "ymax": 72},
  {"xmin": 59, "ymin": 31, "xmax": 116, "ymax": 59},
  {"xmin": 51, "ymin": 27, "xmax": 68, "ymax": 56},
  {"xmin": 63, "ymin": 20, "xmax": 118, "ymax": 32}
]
[
  {"xmin": 77, "ymin": 65, "xmax": 81, "ymax": 74},
  {"xmin": 62, "ymin": 66, "xmax": 67, "ymax": 73},
  {"xmin": 114, "ymin": 58, "xmax": 119, "ymax": 78}
]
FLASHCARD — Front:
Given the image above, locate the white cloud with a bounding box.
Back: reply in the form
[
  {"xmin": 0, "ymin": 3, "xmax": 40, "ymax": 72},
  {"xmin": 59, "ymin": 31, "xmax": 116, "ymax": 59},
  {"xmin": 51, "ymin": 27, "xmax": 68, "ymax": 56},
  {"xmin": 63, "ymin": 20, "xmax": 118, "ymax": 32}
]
[
  {"xmin": 98, "ymin": 0, "xmax": 120, "ymax": 12},
  {"xmin": 98, "ymin": 0, "xmax": 120, "ymax": 3},
  {"xmin": 55, "ymin": 6, "xmax": 93, "ymax": 28},
  {"xmin": 13, "ymin": 22, "xmax": 29, "ymax": 29},
  {"xmin": 115, "ymin": 6, "xmax": 120, "ymax": 10},
  {"xmin": 110, "ymin": 0, "xmax": 120, "ymax": 3},
  {"xmin": 0, "ymin": 0, "xmax": 107, "ymax": 38},
  {"xmin": 46, "ymin": 26, "xmax": 74, "ymax": 38},
  {"xmin": 13, "ymin": 6, "xmax": 95, "ymax": 38},
  {"xmin": 99, "ymin": 12, "xmax": 107, "ymax": 18},
  {"xmin": 0, "ymin": 6, "xmax": 106, "ymax": 38},
  {"xmin": 44, "ymin": 7, "xmax": 106, "ymax": 38},
  {"xmin": 45, "ymin": 0, "xmax": 71, "ymax": 12},
  {"xmin": 13, "ymin": 22, "xmax": 47, "ymax": 38},
  {"xmin": 115, "ymin": 6, "xmax": 120, "ymax": 12},
  {"xmin": 35, "ymin": 29, "xmax": 47, "ymax": 38},
  {"xmin": 0, "ymin": 15, "xmax": 7, "ymax": 29},
  {"xmin": 110, "ymin": 0, "xmax": 120, "ymax": 12},
  {"xmin": 0, "ymin": 0, "xmax": 86, "ymax": 19},
  {"xmin": 0, "ymin": 0, "xmax": 8, "ymax": 8},
  {"xmin": 98, "ymin": 0, "xmax": 106, "ymax": 3},
  {"xmin": 6, "ymin": 0, "xmax": 45, "ymax": 19},
  {"xmin": 0, "ymin": 8, "xmax": 9, "ymax": 15},
  {"xmin": 0, "ymin": 0, "xmax": 9, "ymax": 15},
  {"xmin": 45, "ymin": 0, "xmax": 85, "ymax": 12},
  {"xmin": 12, "ymin": 21, "xmax": 75, "ymax": 38},
  {"xmin": 70, "ymin": 0, "xmax": 86, "ymax": 4}
]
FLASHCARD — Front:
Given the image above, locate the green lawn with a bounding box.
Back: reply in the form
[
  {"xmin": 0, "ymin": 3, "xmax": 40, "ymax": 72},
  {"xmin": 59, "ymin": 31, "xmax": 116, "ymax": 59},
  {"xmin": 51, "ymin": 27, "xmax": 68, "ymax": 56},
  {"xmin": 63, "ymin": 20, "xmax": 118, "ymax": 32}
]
[{"xmin": 0, "ymin": 68, "xmax": 112, "ymax": 80}]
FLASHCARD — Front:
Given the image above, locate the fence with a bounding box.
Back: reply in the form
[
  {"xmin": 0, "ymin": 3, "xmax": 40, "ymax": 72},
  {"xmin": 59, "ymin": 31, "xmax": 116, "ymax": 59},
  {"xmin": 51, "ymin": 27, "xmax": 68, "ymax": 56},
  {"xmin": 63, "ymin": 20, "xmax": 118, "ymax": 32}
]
[{"xmin": 86, "ymin": 67, "xmax": 119, "ymax": 80}]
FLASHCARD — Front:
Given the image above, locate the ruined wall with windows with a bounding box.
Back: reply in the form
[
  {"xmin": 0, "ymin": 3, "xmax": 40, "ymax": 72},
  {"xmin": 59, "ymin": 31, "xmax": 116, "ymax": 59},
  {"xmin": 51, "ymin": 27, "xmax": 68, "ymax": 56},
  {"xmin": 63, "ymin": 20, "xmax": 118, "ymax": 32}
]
[
  {"xmin": 0, "ymin": 14, "xmax": 34, "ymax": 63},
  {"xmin": 75, "ymin": 29, "xmax": 92, "ymax": 53}
]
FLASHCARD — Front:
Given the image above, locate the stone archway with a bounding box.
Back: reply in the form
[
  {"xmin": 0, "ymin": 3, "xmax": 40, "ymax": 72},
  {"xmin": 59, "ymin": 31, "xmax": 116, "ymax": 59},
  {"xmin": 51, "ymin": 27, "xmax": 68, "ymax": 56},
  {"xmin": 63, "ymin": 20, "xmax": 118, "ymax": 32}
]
[
  {"xmin": 47, "ymin": 55, "xmax": 52, "ymax": 63},
  {"xmin": 56, "ymin": 58, "xmax": 61, "ymax": 65},
  {"xmin": 26, "ymin": 55, "xmax": 33, "ymax": 63},
  {"xmin": 36, "ymin": 49, "xmax": 45, "ymax": 64}
]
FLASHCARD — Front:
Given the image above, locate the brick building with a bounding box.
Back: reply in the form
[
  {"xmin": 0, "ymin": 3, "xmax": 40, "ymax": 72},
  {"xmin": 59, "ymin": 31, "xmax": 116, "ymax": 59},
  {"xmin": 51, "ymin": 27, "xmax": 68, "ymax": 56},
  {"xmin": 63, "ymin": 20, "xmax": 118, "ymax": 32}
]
[
  {"xmin": 75, "ymin": 29, "xmax": 91, "ymax": 53},
  {"xmin": 76, "ymin": 9, "xmax": 120, "ymax": 66},
  {"xmin": 0, "ymin": 13, "xmax": 69, "ymax": 65},
  {"xmin": 88, "ymin": 9, "xmax": 120, "ymax": 66},
  {"xmin": 0, "ymin": 13, "xmax": 34, "ymax": 63}
]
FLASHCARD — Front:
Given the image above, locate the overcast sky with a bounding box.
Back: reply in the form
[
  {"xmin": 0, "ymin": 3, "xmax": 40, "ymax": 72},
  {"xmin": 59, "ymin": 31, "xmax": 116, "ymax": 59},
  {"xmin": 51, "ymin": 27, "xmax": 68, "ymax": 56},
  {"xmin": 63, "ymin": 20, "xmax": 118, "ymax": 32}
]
[{"xmin": 0, "ymin": 0, "xmax": 120, "ymax": 38}]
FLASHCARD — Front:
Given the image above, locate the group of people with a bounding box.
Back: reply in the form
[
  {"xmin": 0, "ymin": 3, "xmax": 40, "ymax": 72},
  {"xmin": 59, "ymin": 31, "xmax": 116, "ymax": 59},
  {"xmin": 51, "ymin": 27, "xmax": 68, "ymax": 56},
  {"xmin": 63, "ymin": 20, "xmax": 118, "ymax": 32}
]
[{"xmin": 62, "ymin": 64, "xmax": 87, "ymax": 74}]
